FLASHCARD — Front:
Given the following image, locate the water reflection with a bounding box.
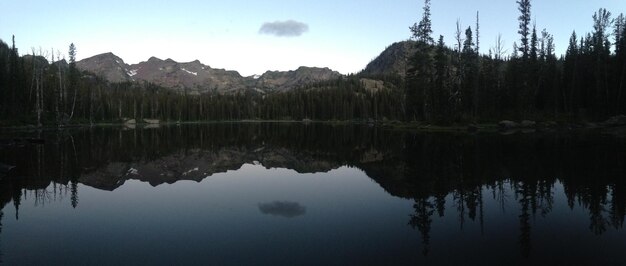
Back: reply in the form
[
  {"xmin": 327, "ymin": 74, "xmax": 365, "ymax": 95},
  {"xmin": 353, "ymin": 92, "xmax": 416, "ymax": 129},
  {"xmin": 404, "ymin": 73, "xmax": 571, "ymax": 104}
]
[
  {"xmin": 258, "ymin": 201, "xmax": 307, "ymax": 218},
  {"xmin": 0, "ymin": 123, "xmax": 625, "ymax": 263},
  {"xmin": 0, "ymin": 208, "xmax": 2, "ymax": 264}
]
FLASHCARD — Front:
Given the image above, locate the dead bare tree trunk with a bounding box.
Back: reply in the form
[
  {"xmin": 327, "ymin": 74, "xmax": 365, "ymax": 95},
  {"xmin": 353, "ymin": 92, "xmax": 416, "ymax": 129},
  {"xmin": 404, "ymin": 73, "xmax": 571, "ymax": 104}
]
[
  {"xmin": 57, "ymin": 51, "xmax": 66, "ymax": 127},
  {"xmin": 31, "ymin": 48, "xmax": 45, "ymax": 128},
  {"xmin": 618, "ymin": 61, "xmax": 626, "ymax": 113},
  {"xmin": 36, "ymin": 65, "xmax": 41, "ymax": 127},
  {"xmin": 133, "ymin": 97, "xmax": 137, "ymax": 119},
  {"xmin": 69, "ymin": 84, "xmax": 77, "ymax": 121},
  {"xmin": 199, "ymin": 97, "xmax": 203, "ymax": 119},
  {"xmin": 118, "ymin": 99, "xmax": 122, "ymax": 119},
  {"xmin": 52, "ymin": 50, "xmax": 63, "ymax": 128},
  {"xmin": 89, "ymin": 85, "xmax": 94, "ymax": 126},
  {"xmin": 151, "ymin": 98, "xmax": 156, "ymax": 118}
]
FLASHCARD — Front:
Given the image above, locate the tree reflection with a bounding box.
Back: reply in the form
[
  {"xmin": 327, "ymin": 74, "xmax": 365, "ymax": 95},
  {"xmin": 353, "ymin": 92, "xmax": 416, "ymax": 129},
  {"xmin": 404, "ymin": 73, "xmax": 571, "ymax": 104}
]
[
  {"xmin": 12, "ymin": 187, "xmax": 20, "ymax": 221},
  {"xmin": 0, "ymin": 123, "xmax": 625, "ymax": 259},
  {"xmin": 609, "ymin": 184, "xmax": 626, "ymax": 229},
  {"xmin": 70, "ymin": 180, "xmax": 78, "ymax": 209},
  {"xmin": 517, "ymin": 182, "xmax": 532, "ymax": 258},
  {"xmin": 0, "ymin": 208, "xmax": 3, "ymax": 264},
  {"xmin": 409, "ymin": 197, "xmax": 435, "ymax": 256}
]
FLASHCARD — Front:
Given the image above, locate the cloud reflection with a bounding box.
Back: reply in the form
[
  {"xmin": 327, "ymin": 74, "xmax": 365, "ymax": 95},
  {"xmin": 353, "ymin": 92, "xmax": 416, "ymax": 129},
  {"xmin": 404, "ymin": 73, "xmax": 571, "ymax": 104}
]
[{"xmin": 258, "ymin": 201, "xmax": 306, "ymax": 218}]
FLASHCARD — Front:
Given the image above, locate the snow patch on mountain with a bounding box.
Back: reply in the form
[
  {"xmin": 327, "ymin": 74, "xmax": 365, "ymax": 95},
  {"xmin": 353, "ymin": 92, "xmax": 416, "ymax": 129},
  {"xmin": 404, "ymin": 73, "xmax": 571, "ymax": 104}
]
[{"xmin": 182, "ymin": 68, "xmax": 198, "ymax": 76}]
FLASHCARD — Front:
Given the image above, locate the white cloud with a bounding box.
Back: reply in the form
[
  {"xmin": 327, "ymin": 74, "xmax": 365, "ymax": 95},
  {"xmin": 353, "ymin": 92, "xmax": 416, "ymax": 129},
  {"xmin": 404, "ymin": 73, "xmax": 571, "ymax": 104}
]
[{"xmin": 259, "ymin": 20, "xmax": 309, "ymax": 37}]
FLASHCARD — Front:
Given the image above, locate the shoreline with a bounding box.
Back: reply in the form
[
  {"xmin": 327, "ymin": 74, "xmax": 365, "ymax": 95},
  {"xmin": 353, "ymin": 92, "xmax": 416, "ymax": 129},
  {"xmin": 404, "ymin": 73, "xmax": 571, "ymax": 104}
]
[{"xmin": 1, "ymin": 119, "xmax": 625, "ymax": 136}]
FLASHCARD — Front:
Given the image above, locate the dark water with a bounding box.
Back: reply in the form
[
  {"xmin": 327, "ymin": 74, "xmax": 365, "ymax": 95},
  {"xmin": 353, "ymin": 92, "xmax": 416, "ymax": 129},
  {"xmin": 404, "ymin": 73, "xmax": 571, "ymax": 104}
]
[{"xmin": 0, "ymin": 123, "xmax": 625, "ymax": 265}]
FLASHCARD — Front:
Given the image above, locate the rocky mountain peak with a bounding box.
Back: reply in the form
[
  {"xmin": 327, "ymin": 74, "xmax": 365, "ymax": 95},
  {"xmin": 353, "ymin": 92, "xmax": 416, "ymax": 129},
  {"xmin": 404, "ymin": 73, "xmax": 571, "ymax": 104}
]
[
  {"xmin": 256, "ymin": 66, "xmax": 342, "ymax": 92},
  {"xmin": 77, "ymin": 53, "xmax": 345, "ymax": 93},
  {"xmin": 361, "ymin": 41, "xmax": 415, "ymax": 78},
  {"xmin": 76, "ymin": 52, "xmax": 131, "ymax": 83},
  {"xmin": 147, "ymin": 56, "xmax": 162, "ymax": 62}
]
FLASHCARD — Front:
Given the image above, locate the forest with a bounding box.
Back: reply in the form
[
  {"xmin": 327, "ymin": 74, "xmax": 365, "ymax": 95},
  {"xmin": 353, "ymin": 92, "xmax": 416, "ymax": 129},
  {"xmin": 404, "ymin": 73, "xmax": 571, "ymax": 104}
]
[{"xmin": 0, "ymin": 0, "xmax": 625, "ymax": 126}]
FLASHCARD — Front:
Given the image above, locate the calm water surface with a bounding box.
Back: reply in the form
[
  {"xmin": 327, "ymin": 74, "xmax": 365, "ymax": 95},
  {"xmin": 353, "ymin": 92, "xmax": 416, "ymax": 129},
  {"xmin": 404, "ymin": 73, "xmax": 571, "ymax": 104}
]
[{"xmin": 0, "ymin": 123, "xmax": 625, "ymax": 265}]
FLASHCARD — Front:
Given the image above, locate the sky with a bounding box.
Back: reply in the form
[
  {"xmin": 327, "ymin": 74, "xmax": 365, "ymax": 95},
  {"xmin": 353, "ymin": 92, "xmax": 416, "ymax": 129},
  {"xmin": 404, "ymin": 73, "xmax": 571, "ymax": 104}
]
[{"xmin": 1, "ymin": 0, "xmax": 624, "ymax": 76}]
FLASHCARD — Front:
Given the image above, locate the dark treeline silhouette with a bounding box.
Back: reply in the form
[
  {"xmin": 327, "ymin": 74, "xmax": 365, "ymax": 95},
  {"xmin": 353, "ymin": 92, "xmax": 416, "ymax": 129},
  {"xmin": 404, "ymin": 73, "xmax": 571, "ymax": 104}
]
[
  {"xmin": 0, "ymin": 38, "xmax": 404, "ymax": 125},
  {"xmin": 1, "ymin": 123, "xmax": 625, "ymax": 258},
  {"xmin": 406, "ymin": 0, "xmax": 626, "ymax": 123},
  {"xmin": 1, "ymin": 1, "xmax": 625, "ymax": 126}
]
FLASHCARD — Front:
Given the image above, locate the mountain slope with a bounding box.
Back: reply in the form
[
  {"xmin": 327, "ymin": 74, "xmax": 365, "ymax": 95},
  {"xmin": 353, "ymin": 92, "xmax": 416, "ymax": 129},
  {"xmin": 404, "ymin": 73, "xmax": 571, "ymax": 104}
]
[
  {"xmin": 256, "ymin": 67, "xmax": 342, "ymax": 92},
  {"xmin": 76, "ymin": 52, "xmax": 133, "ymax": 83},
  {"xmin": 127, "ymin": 57, "xmax": 249, "ymax": 93},
  {"xmin": 77, "ymin": 53, "xmax": 343, "ymax": 93},
  {"xmin": 361, "ymin": 41, "xmax": 415, "ymax": 78}
]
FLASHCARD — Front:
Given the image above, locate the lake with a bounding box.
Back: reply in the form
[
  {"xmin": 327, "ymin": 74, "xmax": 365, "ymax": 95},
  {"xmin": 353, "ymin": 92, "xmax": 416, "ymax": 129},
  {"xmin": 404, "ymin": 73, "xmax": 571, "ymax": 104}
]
[{"xmin": 0, "ymin": 123, "xmax": 625, "ymax": 265}]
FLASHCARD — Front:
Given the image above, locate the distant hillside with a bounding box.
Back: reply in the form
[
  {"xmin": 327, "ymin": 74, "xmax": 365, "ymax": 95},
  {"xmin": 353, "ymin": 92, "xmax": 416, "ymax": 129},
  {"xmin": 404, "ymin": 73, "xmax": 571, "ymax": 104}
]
[
  {"xmin": 361, "ymin": 41, "xmax": 415, "ymax": 78},
  {"xmin": 76, "ymin": 52, "xmax": 130, "ymax": 83},
  {"xmin": 256, "ymin": 67, "xmax": 342, "ymax": 92},
  {"xmin": 75, "ymin": 41, "xmax": 420, "ymax": 94},
  {"xmin": 128, "ymin": 57, "xmax": 249, "ymax": 93},
  {"xmin": 77, "ymin": 53, "xmax": 342, "ymax": 94}
]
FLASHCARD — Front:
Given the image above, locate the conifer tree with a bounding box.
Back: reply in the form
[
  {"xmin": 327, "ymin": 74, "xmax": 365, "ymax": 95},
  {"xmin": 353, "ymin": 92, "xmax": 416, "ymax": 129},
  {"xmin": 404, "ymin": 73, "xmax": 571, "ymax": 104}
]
[
  {"xmin": 517, "ymin": 0, "xmax": 532, "ymax": 59},
  {"xmin": 406, "ymin": 0, "xmax": 435, "ymax": 120},
  {"xmin": 68, "ymin": 43, "xmax": 78, "ymax": 120}
]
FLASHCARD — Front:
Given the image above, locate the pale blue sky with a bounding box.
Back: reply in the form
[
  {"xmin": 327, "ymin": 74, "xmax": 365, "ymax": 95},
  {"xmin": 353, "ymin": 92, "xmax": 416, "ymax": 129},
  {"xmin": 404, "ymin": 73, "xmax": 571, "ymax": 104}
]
[{"xmin": 1, "ymin": 0, "xmax": 624, "ymax": 76}]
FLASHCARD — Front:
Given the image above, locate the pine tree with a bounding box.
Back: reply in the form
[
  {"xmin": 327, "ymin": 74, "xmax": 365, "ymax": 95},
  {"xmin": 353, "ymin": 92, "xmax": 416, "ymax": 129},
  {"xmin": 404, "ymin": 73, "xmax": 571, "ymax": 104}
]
[
  {"xmin": 530, "ymin": 25, "xmax": 538, "ymax": 61},
  {"xmin": 461, "ymin": 27, "xmax": 477, "ymax": 119},
  {"xmin": 527, "ymin": 25, "xmax": 539, "ymax": 113},
  {"xmin": 406, "ymin": 0, "xmax": 435, "ymax": 121},
  {"xmin": 563, "ymin": 32, "xmax": 579, "ymax": 113},
  {"xmin": 68, "ymin": 43, "xmax": 78, "ymax": 121},
  {"xmin": 0, "ymin": 40, "xmax": 7, "ymax": 116},
  {"xmin": 517, "ymin": 0, "xmax": 532, "ymax": 59},
  {"xmin": 434, "ymin": 35, "xmax": 448, "ymax": 122},
  {"xmin": 591, "ymin": 8, "xmax": 612, "ymax": 116},
  {"xmin": 474, "ymin": 12, "xmax": 481, "ymax": 119},
  {"xmin": 616, "ymin": 15, "xmax": 626, "ymax": 113},
  {"xmin": 8, "ymin": 36, "xmax": 19, "ymax": 117},
  {"xmin": 410, "ymin": 0, "xmax": 434, "ymax": 45},
  {"xmin": 475, "ymin": 12, "xmax": 480, "ymax": 55}
]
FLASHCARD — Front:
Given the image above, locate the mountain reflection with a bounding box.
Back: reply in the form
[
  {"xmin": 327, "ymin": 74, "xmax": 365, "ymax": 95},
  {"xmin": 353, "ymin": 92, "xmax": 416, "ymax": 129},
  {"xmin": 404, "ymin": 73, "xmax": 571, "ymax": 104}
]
[{"xmin": 0, "ymin": 123, "xmax": 625, "ymax": 258}]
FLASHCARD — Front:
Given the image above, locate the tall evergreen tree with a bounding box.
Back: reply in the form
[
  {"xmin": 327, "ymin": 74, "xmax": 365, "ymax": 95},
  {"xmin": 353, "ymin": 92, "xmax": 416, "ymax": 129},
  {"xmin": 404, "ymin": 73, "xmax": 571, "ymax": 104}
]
[
  {"xmin": 461, "ymin": 27, "xmax": 477, "ymax": 118},
  {"xmin": 475, "ymin": 12, "xmax": 480, "ymax": 55},
  {"xmin": 614, "ymin": 14, "xmax": 624, "ymax": 54},
  {"xmin": 474, "ymin": 12, "xmax": 481, "ymax": 119},
  {"xmin": 434, "ymin": 35, "xmax": 449, "ymax": 122},
  {"xmin": 591, "ymin": 8, "xmax": 612, "ymax": 116},
  {"xmin": 517, "ymin": 0, "xmax": 532, "ymax": 59},
  {"xmin": 8, "ymin": 36, "xmax": 19, "ymax": 117},
  {"xmin": 406, "ymin": 0, "xmax": 435, "ymax": 121},
  {"xmin": 616, "ymin": 15, "xmax": 626, "ymax": 113},
  {"xmin": 530, "ymin": 25, "xmax": 538, "ymax": 61},
  {"xmin": 68, "ymin": 43, "xmax": 78, "ymax": 120},
  {"xmin": 410, "ymin": 0, "xmax": 434, "ymax": 45}
]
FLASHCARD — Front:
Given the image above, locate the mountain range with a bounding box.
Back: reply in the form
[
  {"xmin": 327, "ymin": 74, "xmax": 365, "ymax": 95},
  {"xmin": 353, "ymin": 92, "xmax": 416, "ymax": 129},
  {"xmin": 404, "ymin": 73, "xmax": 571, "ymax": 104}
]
[
  {"xmin": 77, "ymin": 52, "xmax": 343, "ymax": 94},
  {"xmin": 76, "ymin": 41, "xmax": 414, "ymax": 94}
]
